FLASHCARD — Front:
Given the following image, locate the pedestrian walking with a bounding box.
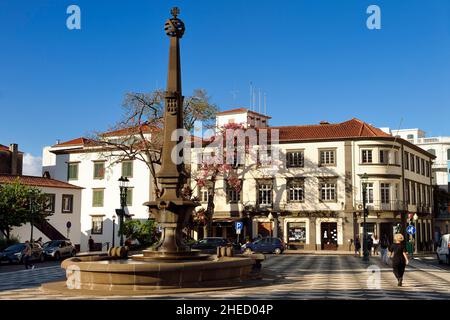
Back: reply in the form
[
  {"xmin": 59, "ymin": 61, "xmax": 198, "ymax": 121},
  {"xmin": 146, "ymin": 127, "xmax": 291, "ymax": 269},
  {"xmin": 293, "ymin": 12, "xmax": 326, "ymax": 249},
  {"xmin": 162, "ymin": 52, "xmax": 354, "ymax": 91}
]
[
  {"xmin": 88, "ymin": 236, "xmax": 94, "ymax": 252},
  {"xmin": 372, "ymin": 235, "xmax": 380, "ymax": 256},
  {"xmin": 367, "ymin": 235, "xmax": 373, "ymax": 256},
  {"xmin": 23, "ymin": 241, "xmax": 35, "ymax": 270},
  {"xmin": 380, "ymin": 234, "xmax": 390, "ymax": 264},
  {"xmin": 354, "ymin": 236, "xmax": 361, "ymax": 257},
  {"xmin": 389, "ymin": 233, "xmax": 409, "ymax": 287}
]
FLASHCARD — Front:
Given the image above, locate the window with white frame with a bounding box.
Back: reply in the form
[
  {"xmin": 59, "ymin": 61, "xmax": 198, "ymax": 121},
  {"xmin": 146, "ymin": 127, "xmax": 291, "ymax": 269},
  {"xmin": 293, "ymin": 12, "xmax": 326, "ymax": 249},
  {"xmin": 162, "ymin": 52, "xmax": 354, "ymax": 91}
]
[
  {"xmin": 62, "ymin": 194, "xmax": 73, "ymax": 213},
  {"xmin": 381, "ymin": 183, "xmax": 390, "ymax": 204},
  {"xmin": 379, "ymin": 150, "xmax": 389, "ymax": 164},
  {"xmin": 365, "ymin": 183, "xmax": 374, "ymax": 204},
  {"xmin": 287, "ymin": 179, "xmax": 304, "ymax": 202},
  {"xmin": 226, "ymin": 182, "xmax": 241, "ymax": 203},
  {"xmin": 410, "ymin": 154, "xmax": 415, "ymax": 172},
  {"xmin": 286, "ymin": 151, "xmax": 304, "ymax": 167},
  {"xmin": 393, "ymin": 151, "xmax": 399, "ymax": 165},
  {"xmin": 320, "ymin": 181, "xmax": 337, "ymax": 202},
  {"xmin": 91, "ymin": 216, "xmax": 103, "ymax": 235},
  {"xmin": 319, "ymin": 150, "xmax": 336, "ymax": 166},
  {"xmin": 361, "ymin": 150, "xmax": 373, "ymax": 163},
  {"xmin": 258, "ymin": 182, "xmax": 273, "ymax": 205},
  {"xmin": 199, "ymin": 187, "xmax": 212, "ymax": 203}
]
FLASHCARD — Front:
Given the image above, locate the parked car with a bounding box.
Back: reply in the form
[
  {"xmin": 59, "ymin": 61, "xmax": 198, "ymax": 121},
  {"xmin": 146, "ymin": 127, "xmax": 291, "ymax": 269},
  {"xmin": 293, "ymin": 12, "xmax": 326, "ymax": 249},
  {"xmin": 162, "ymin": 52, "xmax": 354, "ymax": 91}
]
[
  {"xmin": 241, "ymin": 237, "xmax": 286, "ymax": 254},
  {"xmin": 190, "ymin": 237, "xmax": 230, "ymax": 253},
  {"xmin": 42, "ymin": 240, "xmax": 77, "ymax": 260},
  {"xmin": 0, "ymin": 243, "xmax": 44, "ymax": 264},
  {"xmin": 436, "ymin": 234, "xmax": 450, "ymax": 264}
]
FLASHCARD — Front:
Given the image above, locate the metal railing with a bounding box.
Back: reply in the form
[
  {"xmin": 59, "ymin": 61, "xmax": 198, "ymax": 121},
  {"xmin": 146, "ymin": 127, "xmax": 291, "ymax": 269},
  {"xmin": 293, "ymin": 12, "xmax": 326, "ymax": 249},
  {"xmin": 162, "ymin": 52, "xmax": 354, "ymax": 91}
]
[{"xmin": 355, "ymin": 200, "xmax": 406, "ymax": 211}]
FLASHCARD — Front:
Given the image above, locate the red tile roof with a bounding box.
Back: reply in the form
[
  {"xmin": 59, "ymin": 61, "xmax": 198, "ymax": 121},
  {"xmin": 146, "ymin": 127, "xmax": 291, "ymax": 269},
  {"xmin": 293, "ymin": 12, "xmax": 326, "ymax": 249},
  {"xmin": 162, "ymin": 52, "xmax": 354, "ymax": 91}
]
[
  {"xmin": 0, "ymin": 175, "xmax": 83, "ymax": 189},
  {"xmin": 271, "ymin": 118, "xmax": 392, "ymax": 141},
  {"xmin": 101, "ymin": 124, "xmax": 158, "ymax": 137},
  {"xmin": 53, "ymin": 137, "xmax": 93, "ymax": 147},
  {"xmin": 217, "ymin": 108, "xmax": 271, "ymax": 119},
  {"xmin": 53, "ymin": 125, "xmax": 158, "ymax": 147},
  {"xmin": 0, "ymin": 144, "xmax": 9, "ymax": 151}
]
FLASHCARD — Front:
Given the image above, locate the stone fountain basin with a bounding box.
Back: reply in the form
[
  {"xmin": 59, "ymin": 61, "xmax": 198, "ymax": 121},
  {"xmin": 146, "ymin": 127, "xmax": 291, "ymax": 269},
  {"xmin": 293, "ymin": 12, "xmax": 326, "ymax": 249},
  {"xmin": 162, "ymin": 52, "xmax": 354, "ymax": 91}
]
[{"xmin": 51, "ymin": 254, "xmax": 261, "ymax": 292}]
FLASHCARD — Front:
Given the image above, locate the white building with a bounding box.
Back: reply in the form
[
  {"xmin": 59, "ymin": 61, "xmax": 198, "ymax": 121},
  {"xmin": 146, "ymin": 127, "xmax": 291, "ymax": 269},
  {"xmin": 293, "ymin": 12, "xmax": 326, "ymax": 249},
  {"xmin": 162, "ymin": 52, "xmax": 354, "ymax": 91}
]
[
  {"xmin": 381, "ymin": 127, "xmax": 450, "ymax": 234},
  {"xmin": 192, "ymin": 108, "xmax": 435, "ymax": 251},
  {"xmin": 0, "ymin": 174, "xmax": 82, "ymax": 249},
  {"xmin": 42, "ymin": 128, "xmax": 156, "ymax": 252}
]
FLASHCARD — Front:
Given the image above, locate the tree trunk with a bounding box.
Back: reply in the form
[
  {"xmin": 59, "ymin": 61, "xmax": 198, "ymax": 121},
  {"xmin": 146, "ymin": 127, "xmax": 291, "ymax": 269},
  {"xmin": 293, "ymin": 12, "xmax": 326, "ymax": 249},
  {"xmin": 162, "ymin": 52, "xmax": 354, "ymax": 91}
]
[{"xmin": 205, "ymin": 177, "xmax": 217, "ymax": 237}]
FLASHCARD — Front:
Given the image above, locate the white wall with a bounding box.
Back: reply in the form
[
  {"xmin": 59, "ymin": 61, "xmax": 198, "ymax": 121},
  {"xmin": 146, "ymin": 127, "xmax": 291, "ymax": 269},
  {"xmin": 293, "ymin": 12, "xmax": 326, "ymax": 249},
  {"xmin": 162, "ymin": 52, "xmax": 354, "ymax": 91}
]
[
  {"xmin": 43, "ymin": 148, "xmax": 152, "ymax": 251},
  {"xmin": 12, "ymin": 186, "xmax": 82, "ymax": 247}
]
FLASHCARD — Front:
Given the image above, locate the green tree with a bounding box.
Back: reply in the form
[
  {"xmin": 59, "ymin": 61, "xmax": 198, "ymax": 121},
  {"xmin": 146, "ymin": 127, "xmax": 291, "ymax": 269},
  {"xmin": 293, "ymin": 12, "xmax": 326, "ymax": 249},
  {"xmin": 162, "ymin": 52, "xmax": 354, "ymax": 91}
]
[
  {"xmin": 119, "ymin": 219, "xmax": 158, "ymax": 247},
  {"xmin": 0, "ymin": 179, "xmax": 51, "ymax": 240}
]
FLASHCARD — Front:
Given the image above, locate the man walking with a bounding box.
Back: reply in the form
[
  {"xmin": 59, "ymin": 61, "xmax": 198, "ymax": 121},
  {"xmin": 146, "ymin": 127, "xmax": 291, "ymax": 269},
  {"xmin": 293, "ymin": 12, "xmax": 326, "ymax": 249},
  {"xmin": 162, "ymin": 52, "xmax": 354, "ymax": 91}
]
[{"xmin": 23, "ymin": 241, "xmax": 35, "ymax": 270}]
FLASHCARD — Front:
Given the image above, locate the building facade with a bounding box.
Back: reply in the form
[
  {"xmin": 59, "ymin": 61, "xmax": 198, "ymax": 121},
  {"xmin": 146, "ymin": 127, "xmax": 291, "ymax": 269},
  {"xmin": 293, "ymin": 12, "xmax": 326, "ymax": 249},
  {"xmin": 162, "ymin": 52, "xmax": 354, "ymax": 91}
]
[
  {"xmin": 192, "ymin": 109, "xmax": 435, "ymax": 252},
  {"xmin": 0, "ymin": 174, "xmax": 82, "ymax": 249},
  {"xmin": 42, "ymin": 132, "xmax": 155, "ymax": 252},
  {"xmin": 382, "ymin": 128, "xmax": 450, "ymax": 236}
]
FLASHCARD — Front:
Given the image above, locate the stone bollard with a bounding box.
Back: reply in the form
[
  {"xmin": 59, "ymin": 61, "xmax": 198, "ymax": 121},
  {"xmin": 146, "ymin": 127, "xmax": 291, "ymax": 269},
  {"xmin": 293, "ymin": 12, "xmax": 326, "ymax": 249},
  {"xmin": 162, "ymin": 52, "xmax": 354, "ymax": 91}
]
[
  {"xmin": 220, "ymin": 246, "xmax": 227, "ymax": 257},
  {"xmin": 226, "ymin": 246, "xmax": 233, "ymax": 257},
  {"xmin": 216, "ymin": 246, "xmax": 222, "ymax": 258}
]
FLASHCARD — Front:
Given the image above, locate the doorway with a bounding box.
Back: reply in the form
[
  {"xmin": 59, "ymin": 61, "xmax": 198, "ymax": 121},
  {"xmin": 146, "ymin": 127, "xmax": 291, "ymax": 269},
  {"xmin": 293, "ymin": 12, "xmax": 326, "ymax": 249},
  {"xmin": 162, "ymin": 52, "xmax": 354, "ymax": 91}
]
[
  {"xmin": 321, "ymin": 222, "xmax": 338, "ymax": 250},
  {"xmin": 257, "ymin": 222, "xmax": 272, "ymax": 238},
  {"xmin": 380, "ymin": 223, "xmax": 393, "ymax": 244}
]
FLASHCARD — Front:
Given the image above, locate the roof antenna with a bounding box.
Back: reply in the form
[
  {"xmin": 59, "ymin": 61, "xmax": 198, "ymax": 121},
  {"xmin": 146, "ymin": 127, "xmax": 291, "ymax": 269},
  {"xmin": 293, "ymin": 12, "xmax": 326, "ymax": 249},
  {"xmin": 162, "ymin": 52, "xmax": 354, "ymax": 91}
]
[
  {"xmin": 249, "ymin": 82, "xmax": 253, "ymax": 110},
  {"xmin": 258, "ymin": 89, "xmax": 261, "ymax": 114},
  {"xmin": 264, "ymin": 92, "xmax": 267, "ymax": 115}
]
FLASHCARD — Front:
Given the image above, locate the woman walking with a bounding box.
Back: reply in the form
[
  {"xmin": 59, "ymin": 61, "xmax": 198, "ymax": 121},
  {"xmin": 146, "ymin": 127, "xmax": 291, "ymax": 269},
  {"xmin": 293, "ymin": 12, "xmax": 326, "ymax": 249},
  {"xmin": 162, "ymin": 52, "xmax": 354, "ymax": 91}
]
[{"xmin": 389, "ymin": 233, "xmax": 409, "ymax": 286}]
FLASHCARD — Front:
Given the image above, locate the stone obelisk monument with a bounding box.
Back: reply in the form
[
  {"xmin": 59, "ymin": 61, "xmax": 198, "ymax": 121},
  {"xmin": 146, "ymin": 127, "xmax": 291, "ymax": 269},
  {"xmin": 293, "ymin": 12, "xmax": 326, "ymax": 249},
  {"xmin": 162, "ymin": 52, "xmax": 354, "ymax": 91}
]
[{"xmin": 144, "ymin": 7, "xmax": 199, "ymax": 258}]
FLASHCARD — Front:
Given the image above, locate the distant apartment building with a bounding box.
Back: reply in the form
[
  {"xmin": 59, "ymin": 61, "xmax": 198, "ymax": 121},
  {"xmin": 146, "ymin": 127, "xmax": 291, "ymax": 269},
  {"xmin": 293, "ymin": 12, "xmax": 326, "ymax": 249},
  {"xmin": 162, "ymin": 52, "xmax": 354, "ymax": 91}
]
[
  {"xmin": 42, "ymin": 128, "xmax": 155, "ymax": 252},
  {"xmin": 192, "ymin": 109, "xmax": 435, "ymax": 252},
  {"xmin": 381, "ymin": 127, "xmax": 450, "ymax": 235}
]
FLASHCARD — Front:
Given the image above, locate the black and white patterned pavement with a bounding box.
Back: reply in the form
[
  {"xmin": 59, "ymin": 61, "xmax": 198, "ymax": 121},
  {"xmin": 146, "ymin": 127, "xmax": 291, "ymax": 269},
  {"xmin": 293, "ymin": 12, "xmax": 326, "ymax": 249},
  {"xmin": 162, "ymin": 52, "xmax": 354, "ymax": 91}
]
[{"xmin": 0, "ymin": 255, "xmax": 449, "ymax": 299}]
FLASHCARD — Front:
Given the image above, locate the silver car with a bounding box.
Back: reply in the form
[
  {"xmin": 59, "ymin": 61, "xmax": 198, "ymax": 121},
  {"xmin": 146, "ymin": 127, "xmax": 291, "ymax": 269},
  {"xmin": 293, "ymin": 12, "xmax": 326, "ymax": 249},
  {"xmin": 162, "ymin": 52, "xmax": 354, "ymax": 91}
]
[{"xmin": 42, "ymin": 240, "xmax": 77, "ymax": 260}]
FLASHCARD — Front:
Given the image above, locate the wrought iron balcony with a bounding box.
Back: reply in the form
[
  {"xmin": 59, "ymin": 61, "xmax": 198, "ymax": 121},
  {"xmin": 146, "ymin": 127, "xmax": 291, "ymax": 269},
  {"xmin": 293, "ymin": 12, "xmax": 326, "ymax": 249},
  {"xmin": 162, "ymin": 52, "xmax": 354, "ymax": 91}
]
[{"xmin": 355, "ymin": 200, "xmax": 406, "ymax": 212}]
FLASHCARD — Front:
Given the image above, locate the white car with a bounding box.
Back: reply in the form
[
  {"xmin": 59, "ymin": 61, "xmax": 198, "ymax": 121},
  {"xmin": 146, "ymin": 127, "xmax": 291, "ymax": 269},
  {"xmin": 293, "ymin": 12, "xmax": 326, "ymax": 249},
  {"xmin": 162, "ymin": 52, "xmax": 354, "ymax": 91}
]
[{"xmin": 436, "ymin": 234, "xmax": 450, "ymax": 264}]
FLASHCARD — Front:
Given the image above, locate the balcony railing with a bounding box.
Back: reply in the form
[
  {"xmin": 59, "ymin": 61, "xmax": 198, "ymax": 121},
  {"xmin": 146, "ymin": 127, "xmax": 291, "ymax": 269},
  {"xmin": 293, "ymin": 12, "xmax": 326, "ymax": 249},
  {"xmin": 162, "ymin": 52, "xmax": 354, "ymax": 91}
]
[
  {"xmin": 355, "ymin": 200, "xmax": 406, "ymax": 211},
  {"xmin": 355, "ymin": 200, "xmax": 432, "ymax": 213}
]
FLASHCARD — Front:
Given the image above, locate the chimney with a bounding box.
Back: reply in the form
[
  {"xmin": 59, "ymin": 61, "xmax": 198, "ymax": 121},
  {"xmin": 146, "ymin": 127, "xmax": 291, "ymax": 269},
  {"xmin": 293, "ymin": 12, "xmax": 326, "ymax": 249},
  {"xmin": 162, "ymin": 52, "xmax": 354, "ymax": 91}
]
[{"xmin": 9, "ymin": 143, "xmax": 18, "ymax": 175}]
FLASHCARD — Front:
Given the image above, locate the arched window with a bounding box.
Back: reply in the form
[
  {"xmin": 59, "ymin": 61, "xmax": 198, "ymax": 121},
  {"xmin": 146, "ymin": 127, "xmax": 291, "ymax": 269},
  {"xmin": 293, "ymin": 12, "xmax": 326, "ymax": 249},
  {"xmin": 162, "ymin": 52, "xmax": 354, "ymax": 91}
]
[{"xmin": 427, "ymin": 149, "xmax": 436, "ymax": 156}]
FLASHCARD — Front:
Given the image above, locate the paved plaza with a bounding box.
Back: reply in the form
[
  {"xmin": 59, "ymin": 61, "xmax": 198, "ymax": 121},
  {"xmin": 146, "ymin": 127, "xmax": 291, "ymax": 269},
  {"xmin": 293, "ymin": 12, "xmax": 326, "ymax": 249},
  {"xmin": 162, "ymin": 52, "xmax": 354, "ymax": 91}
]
[{"xmin": 0, "ymin": 254, "xmax": 449, "ymax": 300}]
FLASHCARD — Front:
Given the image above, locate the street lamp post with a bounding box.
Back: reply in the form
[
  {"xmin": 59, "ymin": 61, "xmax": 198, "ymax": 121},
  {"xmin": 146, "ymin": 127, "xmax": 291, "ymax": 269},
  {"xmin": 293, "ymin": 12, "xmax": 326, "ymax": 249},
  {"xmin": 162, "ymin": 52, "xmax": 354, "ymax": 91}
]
[
  {"xmin": 29, "ymin": 195, "xmax": 35, "ymax": 242},
  {"xmin": 112, "ymin": 215, "xmax": 116, "ymax": 247},
  {"xmin": 413, "ymin": 213, "xmax": 419, "ymax": 254},
  {"xmin": 361, "ymin": 173, "xmax": 370, "ymax": 262},
  {"xmin": 118, "ymin": 176, "xmax": 130, "ymax": 247}
]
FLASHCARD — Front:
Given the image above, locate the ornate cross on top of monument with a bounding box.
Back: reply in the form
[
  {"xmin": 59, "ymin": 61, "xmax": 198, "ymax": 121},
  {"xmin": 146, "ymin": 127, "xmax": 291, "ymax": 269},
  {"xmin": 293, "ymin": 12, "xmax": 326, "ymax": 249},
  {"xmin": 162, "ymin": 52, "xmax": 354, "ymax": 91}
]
[{"xmin": 171, "ymin": 7, "xmax": 180, "ymax": 18}]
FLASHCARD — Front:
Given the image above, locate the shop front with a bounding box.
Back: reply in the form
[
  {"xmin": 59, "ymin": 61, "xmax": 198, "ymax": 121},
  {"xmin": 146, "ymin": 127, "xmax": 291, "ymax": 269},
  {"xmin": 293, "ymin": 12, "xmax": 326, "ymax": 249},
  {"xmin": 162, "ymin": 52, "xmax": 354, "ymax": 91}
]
[{"xmin": 283, "ymin": 218, "xmax": 309, "ymax": 250}]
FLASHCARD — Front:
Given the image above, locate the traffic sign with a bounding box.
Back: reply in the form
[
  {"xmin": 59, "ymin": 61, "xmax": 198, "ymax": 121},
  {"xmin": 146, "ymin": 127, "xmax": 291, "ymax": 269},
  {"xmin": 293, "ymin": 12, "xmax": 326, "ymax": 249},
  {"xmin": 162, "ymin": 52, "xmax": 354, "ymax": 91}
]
[
  {"xmin": 235, "ymin": 221, "xmax": 243, "ymax": 231},
  {"xmin": 406, "ymin": 225, "xmax": 416, "ymax": 235}
]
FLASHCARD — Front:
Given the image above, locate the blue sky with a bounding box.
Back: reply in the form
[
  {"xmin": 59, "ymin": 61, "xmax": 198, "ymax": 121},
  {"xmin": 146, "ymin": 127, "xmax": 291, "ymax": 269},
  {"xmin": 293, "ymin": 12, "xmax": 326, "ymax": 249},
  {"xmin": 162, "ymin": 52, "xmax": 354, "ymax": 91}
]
[{"xmin": 0, "ymin": 0, "xmax": 449, "ymax": 172}]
